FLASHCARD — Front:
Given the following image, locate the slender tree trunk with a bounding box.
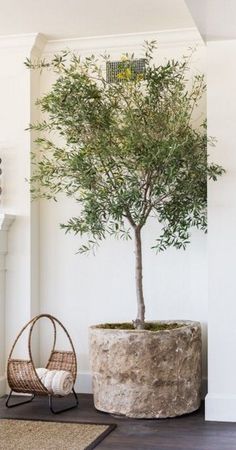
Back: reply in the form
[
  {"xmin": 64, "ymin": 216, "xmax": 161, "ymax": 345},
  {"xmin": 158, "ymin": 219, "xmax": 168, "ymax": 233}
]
[{"xmin": 134, "ymin": 226, "xmax": 145, "ymax": 329}]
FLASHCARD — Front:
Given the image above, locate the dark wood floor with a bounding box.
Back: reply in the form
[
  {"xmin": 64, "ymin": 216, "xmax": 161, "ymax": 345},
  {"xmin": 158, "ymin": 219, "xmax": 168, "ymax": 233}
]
[{"xmin": 1, "ymin": 394, "xmax": 236, "ymax": 450}]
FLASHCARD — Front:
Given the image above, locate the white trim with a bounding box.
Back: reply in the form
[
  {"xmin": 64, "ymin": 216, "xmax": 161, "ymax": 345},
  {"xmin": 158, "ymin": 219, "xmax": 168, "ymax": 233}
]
[
  {"xmin": 0, "ymin": 33, "xmax": 46, "ymax": 51},
  {"xmin": 44, "ymin": 28, "xmax": 203, "ymax": 54},
  {"xmin": 0, "ymin": 215, "xmax": 15, "ymax": 256},
  {"xmin": 0, "ymin": 214, "xmax": 15, "ymax": 232},
  {"xmin": 32, "ymin": 34, "xmax": 47, "ymax": 54},
  {"xmin": 0, "ymin": 254, "xmax": 6, "ymax": 271},
  {"xmin": 75, "ymin": 371, "xmax": 92, "ymax": 394},
  {"xmin": 205, "ymin": 393, "xmax": 236, "ymax": 422},
  {"xmin": 0, "ymin": 376, "xmax": 6, "ymax": 397}
]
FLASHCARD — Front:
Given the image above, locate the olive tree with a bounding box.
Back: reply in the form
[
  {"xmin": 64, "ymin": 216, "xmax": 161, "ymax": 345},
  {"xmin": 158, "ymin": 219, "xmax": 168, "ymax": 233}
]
[{"xmin": 26, "ymin": 43, "xmax": 224, "ymax": 329}]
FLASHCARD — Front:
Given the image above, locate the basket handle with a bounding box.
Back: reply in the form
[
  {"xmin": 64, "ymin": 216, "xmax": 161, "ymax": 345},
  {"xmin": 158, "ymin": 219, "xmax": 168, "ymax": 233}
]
[
  {"xmin": 28, "ymin": 314, "xmax": 77, "ymax": 366},
  {"xmin": 8, "ymin": 314, "xmax": 56, "ymax": 361}
]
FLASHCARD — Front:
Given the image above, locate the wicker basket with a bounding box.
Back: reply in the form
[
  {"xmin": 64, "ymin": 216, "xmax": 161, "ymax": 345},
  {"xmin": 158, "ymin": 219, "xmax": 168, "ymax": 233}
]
[{"xmin": 6, "ymin": 314, "xmax": 78, "ymax": 414}]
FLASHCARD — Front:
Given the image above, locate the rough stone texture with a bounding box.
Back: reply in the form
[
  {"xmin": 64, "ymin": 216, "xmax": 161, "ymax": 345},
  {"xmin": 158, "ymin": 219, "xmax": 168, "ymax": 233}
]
[{"xmin": 89, "ymin": 321, "xmax": 202, "ymax": 418}]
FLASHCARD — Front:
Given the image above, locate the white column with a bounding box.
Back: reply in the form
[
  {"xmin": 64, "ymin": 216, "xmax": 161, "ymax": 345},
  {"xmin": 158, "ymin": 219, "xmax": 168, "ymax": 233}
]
[
  {"xmin": 205, "ymin": 39, "xmax": 236, "ymax": 421},
  {"xmin": 0, "ymin": 214, "xmax": 15, "ymax": 396},
  {"xmin": 0, "ymin": 34, "xmax": 46, "ymax": 389}
]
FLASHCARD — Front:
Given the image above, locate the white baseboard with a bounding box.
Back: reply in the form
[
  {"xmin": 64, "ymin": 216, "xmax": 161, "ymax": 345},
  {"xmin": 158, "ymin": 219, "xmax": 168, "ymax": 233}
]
[
  {"xmin": 75, "ymin": 371, "xmax": 92, "ymax": 394},
  {"xmin": 0, "ymin": 375, "xmax": 6, "ymax": 397},
  {"xmin": 205, "ymin": 393, "xmax": 236, "ymax": 422}
]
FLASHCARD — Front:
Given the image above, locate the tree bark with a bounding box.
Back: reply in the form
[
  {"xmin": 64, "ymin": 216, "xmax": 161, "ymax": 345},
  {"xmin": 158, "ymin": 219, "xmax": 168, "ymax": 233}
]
[{"xmin": 134, "ymin": 227, "xmax": 145, "ymax": 329}]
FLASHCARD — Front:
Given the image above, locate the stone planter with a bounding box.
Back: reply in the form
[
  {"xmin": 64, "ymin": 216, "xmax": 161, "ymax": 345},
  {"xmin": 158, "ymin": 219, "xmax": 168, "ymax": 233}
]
[{"xmin": 89, "ymin": 321, "xmax": 202, "ymax": 418}]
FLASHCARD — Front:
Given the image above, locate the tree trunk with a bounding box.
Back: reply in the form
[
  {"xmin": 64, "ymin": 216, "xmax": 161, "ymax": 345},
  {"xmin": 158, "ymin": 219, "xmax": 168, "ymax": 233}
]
[{"xmin": 134, "ymin": 227, "xmax": 145, "ymax": 329}]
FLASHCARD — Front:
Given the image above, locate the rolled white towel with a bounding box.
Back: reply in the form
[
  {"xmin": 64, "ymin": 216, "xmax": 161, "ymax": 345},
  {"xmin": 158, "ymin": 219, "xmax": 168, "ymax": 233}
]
[
  {"xmin": 51, "ymin": 370, "xmax": 73, "ymax": 396},
  {"xmin": 35, "ymin": 367, "xmax": 74, "ymax": 396},
  {"xmin": 36, "ymin": 368, "xmax": 48, "ymax": 384},
  {"xmin": 43, "ymin": 370, "xmax": 58, "ymax": 393}
]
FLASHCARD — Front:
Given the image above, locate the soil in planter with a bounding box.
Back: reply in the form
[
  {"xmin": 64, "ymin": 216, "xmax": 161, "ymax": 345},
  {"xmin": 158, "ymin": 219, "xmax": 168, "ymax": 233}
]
[{"xmin": 97, "ymin": 322, "xmax": 184, "ymax": 331}]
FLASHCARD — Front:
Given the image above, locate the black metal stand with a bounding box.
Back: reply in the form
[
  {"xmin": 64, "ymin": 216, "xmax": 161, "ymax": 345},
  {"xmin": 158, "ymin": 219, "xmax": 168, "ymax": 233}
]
[
  {"xmin": 6, "ymin": 388, "xmax": 79, "ymax": 414},
  {"xmin": 49, "ymin": 388, "xmax": 79, "ymax": 414},
  {"xmin": 6, "ymin": 390, "xmax": 35, "ymax": 408}
]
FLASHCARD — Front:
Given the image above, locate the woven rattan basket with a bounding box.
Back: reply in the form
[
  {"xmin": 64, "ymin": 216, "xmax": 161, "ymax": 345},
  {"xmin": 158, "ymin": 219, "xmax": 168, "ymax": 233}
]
[{"xmin": 6, "ymin": 314, "xmax": 78, "ymax": 414}]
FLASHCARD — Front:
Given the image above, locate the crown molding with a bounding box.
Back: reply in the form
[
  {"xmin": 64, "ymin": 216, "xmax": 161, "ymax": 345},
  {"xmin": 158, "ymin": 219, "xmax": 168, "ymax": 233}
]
[
  {"xmin": 0, "ymin": 29, "xmax": 203, "ymax": 54},
  {"xmin": 0, "ymin": 32, "xmax": 47, "ymax": 52},
  {"xmin": 44, "ymin": 28, "xmax": 204, "ymax": 54}
]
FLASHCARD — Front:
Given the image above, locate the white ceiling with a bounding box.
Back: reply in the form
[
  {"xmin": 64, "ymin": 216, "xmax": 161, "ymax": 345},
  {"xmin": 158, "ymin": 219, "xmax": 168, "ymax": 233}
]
[
  {"xmin": 0, "ymin": 0, "xmax": 196, "ymax": 40},
  {"xmin": 186, "ymin": 0, "xmax": 236, "ymax": 41}
]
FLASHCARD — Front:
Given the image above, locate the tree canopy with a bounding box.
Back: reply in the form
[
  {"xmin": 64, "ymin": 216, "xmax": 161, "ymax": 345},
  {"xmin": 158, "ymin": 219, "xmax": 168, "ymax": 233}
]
[{"xmin": 27, "ymin": 43, "xmax": 224, "ymax": 255}]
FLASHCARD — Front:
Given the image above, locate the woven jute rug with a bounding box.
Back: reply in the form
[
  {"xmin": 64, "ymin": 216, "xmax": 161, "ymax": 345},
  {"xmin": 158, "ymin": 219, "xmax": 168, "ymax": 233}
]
[{"xmin": 0, "ymin": 419, "xmax": 116, "ymax": 450}]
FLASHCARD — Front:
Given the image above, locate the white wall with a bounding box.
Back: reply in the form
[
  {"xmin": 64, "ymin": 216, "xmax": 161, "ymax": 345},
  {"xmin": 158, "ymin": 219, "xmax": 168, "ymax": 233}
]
[
  {"xmin": 0, "ymin": 35, "xmax": 45, "ymax": 390},
  {"xmin": 205, "ymin": 39, "xmax": 236, "ymax": 422},
  {"xmin": 0, "ymin": 232, "xmax": 6, "ymax": 395},
  {"xmin": 0, "ymin": 41, "xmax": 31, "ymax": 366},
  {"xmin": 0, "ymin": 215, "xmax": 15, "ymax": 395},
  {"xmin": 39, "ymin": 30, "xmax": 207, "ymax": 393}
]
